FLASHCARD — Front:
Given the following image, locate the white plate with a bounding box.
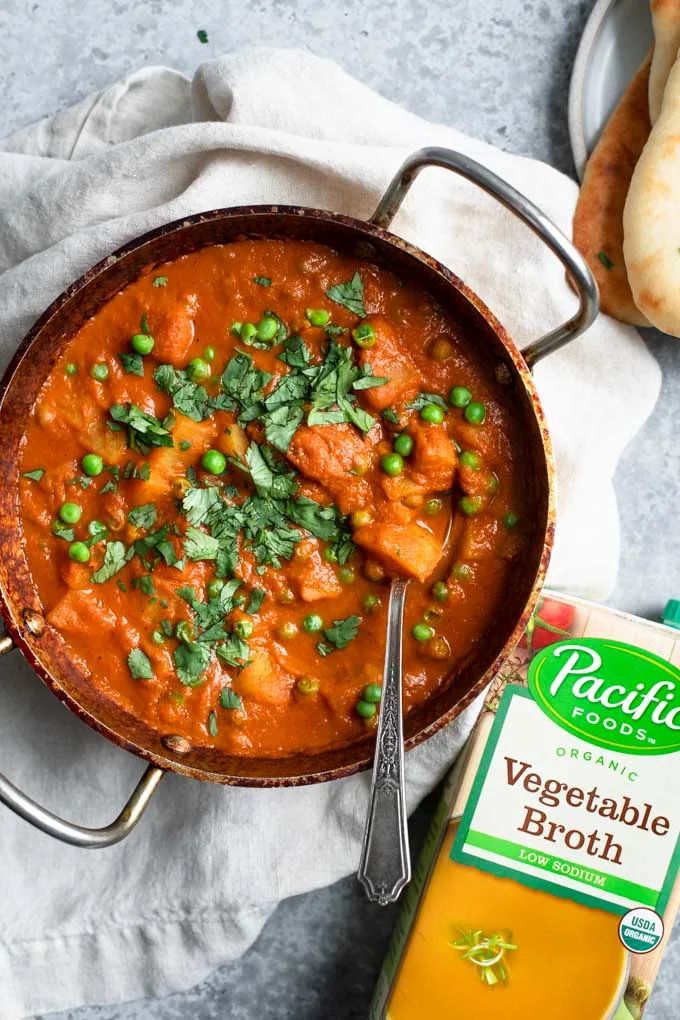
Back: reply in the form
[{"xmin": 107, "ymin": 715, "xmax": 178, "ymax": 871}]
[{"xmin": 568, "ymin": 0, "xmax": 653, "ymax": 179}]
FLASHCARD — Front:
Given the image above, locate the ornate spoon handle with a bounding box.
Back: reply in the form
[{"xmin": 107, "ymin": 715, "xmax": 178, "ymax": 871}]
[{"xmin": 357, "ymin": 577, "xmax": 411, "ymax": 905}]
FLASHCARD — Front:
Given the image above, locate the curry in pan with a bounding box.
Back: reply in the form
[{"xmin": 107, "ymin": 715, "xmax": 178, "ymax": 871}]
[{"xmin": 18, "ymin": 240, "xmax": 526, "ymax": 755}]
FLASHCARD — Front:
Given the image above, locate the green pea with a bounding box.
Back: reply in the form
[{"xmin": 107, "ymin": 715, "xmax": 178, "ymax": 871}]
[
  {"xmin": 362, "ymin": 593, "xmax": 382, "ymax": 613},
  {"xmin": 425, "ymin": 497, "xmax": 443, "ymax": 517},
  {"xmin": 68, "ymin": 541, "xmax": 90, "ymax": 564},
  {"xmin": 240, "ymin": 322, "xmax": 257, "ymax": 343},
  {"xmin": 297, "ymin": 676, "xmax": 320, "ymax": 695},
  {"xmin": 278, "ymin": 621, "xmax": 298, "ymax": 641},
  {"xmin": 451, "ymin": 562, "xmax": 473, "ymax": 582},
  {"xmin": 90, "ymin": 363, "xmax": 109, "ymax": 382},
  {"xmin": 187, "ymin": 357, "xmax": 211, "ymax": 383},
  {"xmin": 88, "ymin": 519, "xmax": 107, "ymax": 538},
  {"xmin": 201, "ymin": 449, "xmax": 226, "ymax": 475},
  {"xmin": 432, "ymin": 581, "xmax": 448, "ymax": 602},
  {"xmin": 380, "ymin": 452, "xmax": 404, "ymax": 477},
  {"xmin": 503, "ymin": 511, "xmax": 519, "ymax": 530},
  {"xmin": 234, "ymin": 619, "xmax": 254, "ymax": 639},
  {"xmin": 363, "ymin": 683, "xmax": 382, "ymax": 704},
  {"xmin": 459, "ymin": 495, "xmax": 483, "ymax": 517},
  {"xmin": 151, "ymin": 629, "xmax": 165, "ymax": 645},
  {"xmin": 176, "ymin": 620, "xmax": 194, "ymax": 644},
  {"xmin": 323, "ymin": 547, "xmax": 339, "ymax": 564},
  {"xmin": 338, "ymin": 566, "xmax": 356, "ymax": 584},
  {"xmin": 230, "ymin": 321, "xmax": 243, "ymax": 336},
  {"xmin": 393, "ymin": 433, "xmax": 413, "ymax": 457},
  {"xmin": 356, "ymin": 699, "xmax": 376, "ymax": 719},
  {"xmin": 207, "ymin": 578, "xmax": 225, "ymax": 598},
  {"xmin": 65, "ymin": 363, "xmax": 78, "ymax": 376},
  {"xmin": 306, "ymin": 308, "xmax": 330, "ymax": 326},
  {"xmin": 131, "ymin": 333, "xmax": 155, "ymax": 356},
  {"xmin": 303, "ymin": 614, "xmax": 323, "ymax": 633},
  {"xmin": 412, "ymin": 622, "xmax": 435, "ymax": 642},
  {"xmin": 81, "ymin": 453, "xmax": 104, "ymax": 477},
  {"xmin": 459, "ymin": 450, "xmax": 480, "ymax": 470},
  {"xmin": 256, "ymin": 316, "xmax": 278, "ymax": 342},
  {"xmin": 420, "ymin": 403, "xmax": 446, "ymax": 424},
  {"xmin": 59, "ymin": 502, "xmax": 82, "ymax": 525},
  {"xmin": 449, "ymin": 385, "xmax": 472, "ymax": 408},
  {"xmin": 352, "ymin": 323, "xmax": 376, "ymax": 349},
  {"xmin": 464, "ymin": 401, "xmax": 486, "ymax": 425},
  {"xmin": 204, "ymin": 346, "xmax": 216, "ymax": 362}
]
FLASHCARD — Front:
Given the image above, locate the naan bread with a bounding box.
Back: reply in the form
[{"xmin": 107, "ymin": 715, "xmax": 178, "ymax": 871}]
[
  {"xmin": 572, "ymin": 56, "xmax": 651, "ymax": 327},
  {"xmin": 649, "ymin": 0, "xmax": 680, "ymax": 123},
  {"xmin": 624, "ymin": 50, "xmax": 680, "ymax": 335}
]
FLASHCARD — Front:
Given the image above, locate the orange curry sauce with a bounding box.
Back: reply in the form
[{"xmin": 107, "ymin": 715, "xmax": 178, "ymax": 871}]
[{"xmin": 18, "ymin": 240, "xmax": 524, "ymax": 755}]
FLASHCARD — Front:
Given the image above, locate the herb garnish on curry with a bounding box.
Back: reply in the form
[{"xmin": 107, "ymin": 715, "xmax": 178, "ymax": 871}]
[{"xmin": 18, "ymin": 240, "xmax": 525, "ymax": 755}]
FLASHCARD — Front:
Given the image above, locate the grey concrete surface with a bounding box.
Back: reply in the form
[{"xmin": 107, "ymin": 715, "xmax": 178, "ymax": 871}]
[{"xmin": 0, "ymin": 0, "xmax": 677, "ymax": 1016}]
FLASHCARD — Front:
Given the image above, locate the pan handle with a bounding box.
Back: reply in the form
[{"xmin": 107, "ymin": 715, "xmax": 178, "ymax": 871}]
[
  {"xmin": 0, "ymin": 760, "xmax": 164, "ymax": 847},
  {"xmin": 369, "ymin": 146, "xmax": 598, "ymax": 368},
  {"xmin": 0, "ymin": 638, "xmax": 165, "ymax": 847}
]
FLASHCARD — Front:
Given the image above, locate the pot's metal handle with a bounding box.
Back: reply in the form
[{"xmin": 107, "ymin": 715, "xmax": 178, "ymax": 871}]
[
  {"xmin": 370, "ymin": 146, "xmax": 599, "ymax": 367},
  {"xmin": 0, "ymin": 639, "xmax": 164, "ymax": 847}
]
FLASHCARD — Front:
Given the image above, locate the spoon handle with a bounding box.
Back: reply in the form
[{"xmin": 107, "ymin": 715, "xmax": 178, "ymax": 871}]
[{"xmin": 357, "ymin": 577, "xmax": 411, "ymax": 905}]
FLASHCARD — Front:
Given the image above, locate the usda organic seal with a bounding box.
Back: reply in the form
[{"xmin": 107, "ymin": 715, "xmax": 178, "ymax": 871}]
[{"xmin": 618, "ymin": 907, "xmax": 664, "ymax": 954}]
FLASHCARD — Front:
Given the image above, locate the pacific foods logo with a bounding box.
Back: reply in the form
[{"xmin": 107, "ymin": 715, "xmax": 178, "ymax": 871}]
[{"xmin": 527, "ymin": 639, "xmax": 680, "ymax": 755}]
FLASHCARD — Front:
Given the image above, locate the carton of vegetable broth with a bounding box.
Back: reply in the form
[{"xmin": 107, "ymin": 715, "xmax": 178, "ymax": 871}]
[{"xmin": 371, "ymin": 593, "xmax": 680, "ymax": 1020}]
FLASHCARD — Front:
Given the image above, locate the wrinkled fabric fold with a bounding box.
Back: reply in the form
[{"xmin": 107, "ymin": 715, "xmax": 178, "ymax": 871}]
[{"xmin": 0, "ymin": 47, "xmax": 660, "ymax": 1018}]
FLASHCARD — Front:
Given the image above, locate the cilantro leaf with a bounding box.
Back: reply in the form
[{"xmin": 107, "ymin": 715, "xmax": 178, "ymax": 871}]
[
  {"xmin": 262, "ymin": 403, "xmax": 305, "ymax": 452},
  {"xmin": 52, "ymin": 521, "xmax": 75, "ymax": 542},
  {"xmin": 245, "ymin": 589, "xmax": 265, "ymax": 614},
  {"xmin": 216, "ymin": 635, "xmax": 251, "ymax": 667},
  {"xmin": 286, "ymin": 498, "xmax": 344, "ymax": 542},
  {"xmin": 220, "ymin": 686, "xmax": 243, "ymax": 710},
  {"xmin": 152, "ymin": 276, "xmax": 168, "ymax": 287},
  {"xmin": 127, "ymin": 648, "xmax": 153, "ymax": 680},
  {"xmin": 221, "ymin": 352, "xmax": 272, "ymax": 420},
  {"xmin": 318, "ymin": 614, "xmax": 361, "ymax": 653},
  {"xmin": 197, "ymin": 29, "xmax": 209, "ymax": 43},
  {"xmin": 278, "ymin": 335, "xmax": 311, "ymax": 368},
  {"xmin": 184, "ymin": 526, "xmax": 220, "ymax": 561},
  {"xmin": 407, "ymin": 392, "xmax": 448, "ymax": 412},
  {"xmin": 207, "ymin": 710, "xmax": 218, "ymax": 736},
  {"xmin": 92, "ymin": 541, "xmax": 129, "ymax": 583},
  {"xmin": 245, "ymin": 443, "xmax": 297, "ymax": 500},
  {"xmin": 174, "ymin": 642, "xmax": 211, "ymax": 686},
  {"xmin": 120, "ymin": 352, "xmax": 145, "ymax": 377},
  {"xmin": 109, "ymin": 403, "xmax": 174, "ymax": 454},
  {"xmin": 253, "ymin": 276, "xmax": 272, "ymax": 287},
  {"xmin": 325, "ymin": 271, "xmax": 366, "ymax": 318},
  {"xmin": 21, "ymin": 469, "xmax": 45, "ymax": 482},
  {"xmin": 127, "ymin": 504, "xmax": 157, "ymax": 530},
  {"xmin": 100, "ymin": 479, "xmax": 118, "ymax": 494},
  {"xmin": 382, "ymin": 408, "xmax": 400, "ymax": 425}
]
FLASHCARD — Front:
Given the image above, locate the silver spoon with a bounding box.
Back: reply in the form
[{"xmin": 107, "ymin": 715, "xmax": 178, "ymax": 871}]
[
  {"xmin": 357, "ymin": 576, "xmax": 411, "ymax": 905},
  {"xmin": 357, "ymin": 507, "xmax": 454, "ymax": 905}
]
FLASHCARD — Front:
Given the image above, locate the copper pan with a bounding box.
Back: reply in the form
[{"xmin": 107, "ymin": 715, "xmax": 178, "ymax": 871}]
[{"xmin": 0, "ymin": 148, "xmax": 597, "ymax": 846}]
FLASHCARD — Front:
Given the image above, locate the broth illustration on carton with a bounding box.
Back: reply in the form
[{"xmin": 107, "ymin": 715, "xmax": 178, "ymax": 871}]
[{"xmin": 371, "ymin": 593, "xmax": 680, "ymax": 1020}]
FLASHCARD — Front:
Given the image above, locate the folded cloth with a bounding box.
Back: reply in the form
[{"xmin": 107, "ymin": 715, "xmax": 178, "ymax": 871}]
[{"xmin": 0, "ymin": 48, "xmax": 660, "ymax": 1019}]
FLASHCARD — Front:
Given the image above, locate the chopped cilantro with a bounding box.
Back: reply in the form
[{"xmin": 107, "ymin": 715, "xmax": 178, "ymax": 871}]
[
  {"xmin": 184, "ymin": 526, "xmax": 220, "ymax": 561},
  {"xmin": 127, "ymin": 648, "xmax": 153, "ymax": 680},
  {"xmin": 197, "ymin": 28, "xmax": 209, "ymax": 43},
  {"xmin": 317, "ymin": 614, "xmax": 361, "ymax": 654},
  {"xmin": 117, "ymin": 579, "xmax": 128, "ymax": 593},
  {"xmin": 52, "ymin": 522, "xmax": 75, "ymax": 542},
  {"xmin": 215, "ymin": 634, "xmax": 251, "ymax": 667},
  {"xmin": 245, "ymin": 588, "xmax": 265, "ymax": 614},
  {"xmin": 109, "ymin": 403, "xmax": 173, "ymax": 454},
  {"xmin": 407, "ymin": 392, "xmax": 448, "ymax": 412},
  {"xmin": 253, "ymin": 276, "xmax": 272, "ymax": 287},
  {"xmin": 278, "ymin": 335, "xmax": 311, "ymax": 368},
  {"xmin": 174, "ymin": 641, "xmax": 211, "ymax": 685},
  {"xmin": 597, "ymin": 250, "xmax": 614, "ymax": 270},
  {"xmin": 127, "ymin": 504, "xmax": 157, "ymax": 530},
  {"xmin": 132, "ymin": 575, "xmax": 156, "ymax": 596},
  {"xmin": 207, "ymin": 710, "xmax": 218, "ymax": 736},
  {"xmin": 21, "ymin": 468, "xmax": 45, "ymax": 482},
  {"xmin": 152, "ymin": 276, "xmax": 168, "ymax": 287},
  {"xmin": 382, "ymin": 408, "xmax": 400, "ymax": 425},
  {"xmin": 220, "ymin": 686, "xmax": 243, "ymax": 710},
  {"xmin": 120, "ymin": 352, "xmax": 145, "ymax": 377},
  {"xmin": 100, "ymin": 479, "xmax": 118, "ymax": 494},
  {"xmin": 179, "ymin": 440, "xmax": 192, "ymax": 451},
  {"xmin": 325, "ymin": 271, "xmax": 366, "ymax": 318},
  {"xmin": 92, "ymin": 541, "xmax": 129, "ymax": 583}
]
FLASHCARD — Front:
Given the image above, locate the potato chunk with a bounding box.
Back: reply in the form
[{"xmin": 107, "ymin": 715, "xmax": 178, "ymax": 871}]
[
  {"xmin": 287, "ymin": 423, "xmax": 373, "ymax": 483},
  {"xmin": 353, "ymin": 522, "xmax": 442, "ymax": 582},
  {"xmin": 151, "ymin": 301, "xmax": 197, "ymax": 365},
  {"xmin": 410, "ymin": 423, "xmax": 457, "ymax": 492}
]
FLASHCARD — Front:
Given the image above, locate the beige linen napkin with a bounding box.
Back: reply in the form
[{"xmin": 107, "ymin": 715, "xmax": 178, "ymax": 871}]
[{"xmin": 0, "ymin": 48, "xmax": 660, "ymax": 1018}]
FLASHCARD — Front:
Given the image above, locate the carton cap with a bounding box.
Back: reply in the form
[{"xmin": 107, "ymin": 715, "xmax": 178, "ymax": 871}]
[{"xmin": 662, "ymin": 599, "xmax": 680, "ymax": 630}]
